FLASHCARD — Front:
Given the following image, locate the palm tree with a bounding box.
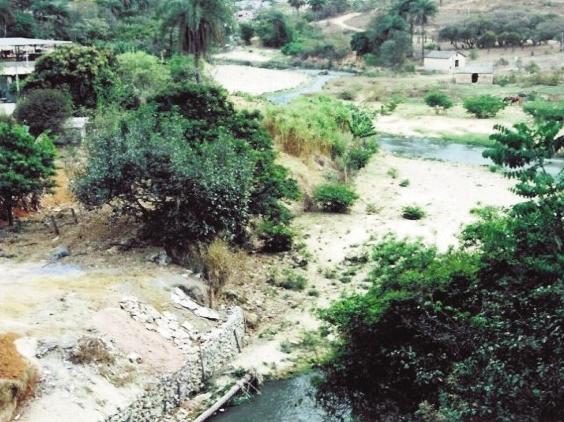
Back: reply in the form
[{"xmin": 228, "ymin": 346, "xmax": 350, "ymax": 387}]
[
  {"xmin": 161, "ymin": 0, "xmax": 232, "ymax": 79},
  {"xmin": 410, "ymin": 0, "xmax": 438, "ymax": 62}
]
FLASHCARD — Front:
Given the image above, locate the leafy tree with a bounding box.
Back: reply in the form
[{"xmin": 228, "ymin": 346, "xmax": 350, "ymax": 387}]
[
  {"xmin": 424, "ymin": 91, "xmax": 453, "ymax": 114},
  {"xmin": 463, "ymin": 95, "xmax": 506, "ymax": 118},
  {"xmin": 74, "ymin": 82, "xmax": 298, "ymax": 251},
  {"xmin": 288, "ymin": 0, "xmax": 306, "ymax": 15},
  {"xmin": 23, "ymin": 45, "xmax": 115, "ymax": 111},
  {"xmin": 308, "ymin": 0, "xmax": 327, "ymax": 13},
  {"xmin": 239, "ymin": 22, "xmax": 255, "ymax": 45},
  {"xmin": 255, "ymin": 9, "xmax": 294, "ymax": 48},
  {"xmin": 14, "ymin": 89, "xmax": 72, "ymax": 137},
  {"xmin": 160, "ymin": 0, "xmax": 232, "ymax": 71},
  {"xmin": 0, "ymin": 121, "xmax": 56, "ymax": 226},
  {"xmin": 116, "ymin": 51, "xmax": 171, "ymax": 101},
  {"xmin": 0, "ymin": 0, "xmax": 14, "ymax": 36}
]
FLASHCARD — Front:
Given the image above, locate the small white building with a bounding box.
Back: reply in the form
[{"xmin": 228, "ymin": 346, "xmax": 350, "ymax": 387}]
[
  {"xmin": 0, "ymin": 38, "xmax": 71, "ymax": 102},
  {"xmin": 454, "ymin": 65, "xmax": 494, "ymax": 85},
  {"xmin": 424, "ymin": 50, "xmax": 466, "ymax": 73}
]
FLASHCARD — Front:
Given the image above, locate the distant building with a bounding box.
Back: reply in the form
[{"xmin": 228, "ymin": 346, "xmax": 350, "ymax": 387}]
[
  {"xmin": 454, "ymin": 65, "xmax": 495, "ymax": 85},
  {"xmin": 0, "ymin": 38, "xmax": 71, "ymax": 103},
  {"xmin": 424, "ymin": 51, "xmax": 466, "ymax": 73}
]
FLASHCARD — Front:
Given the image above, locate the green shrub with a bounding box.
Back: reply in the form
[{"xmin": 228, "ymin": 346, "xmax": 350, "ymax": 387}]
[
  {"xmin": 268, "ymin": 268, "xmax": 307, "ymax": 290},
  {"xmin": 399, "ymin": 179, "xmax": 410, "ymax": 187},
  {"xmin": 14, "ymin": 89, "xmax": 72, "ymax": 137},
  {"xmin": 259, "ymin": 220, "xmax": 295, "ymax": 252},
  {"xmin": 523, "ymin": 100, "xmax": 564, "ymax": 122},
  {"xmin": 424, "ymin": 91, "xmax": 453, "ymax": 114},
  {"xmin": 346, "ymin": 141, "xmax": 378, "ymax": 171},
  {"xmin": 314, "ymin": 183, "xmax": 358, "ymax": 213},
  {"xmin": 463, "ymin": 95, "xmax": 506, "ymax": 118},
  {"xmin": 402, "ymin": 205, "xmax": 425, "ymax": 220}
]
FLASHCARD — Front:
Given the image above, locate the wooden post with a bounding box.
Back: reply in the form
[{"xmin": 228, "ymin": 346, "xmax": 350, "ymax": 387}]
[
  {"xmin": 233, "ymin": 329, "xmax": 241, "ymax": 352},
  {"xmin": 70, "ymin": 208, "xmax": 78, "ymax": 224},
  {"xmin": 50, "ymin": 216, "xmax": 60, "ymax": 236},
  {"xmin": 193, "ymin": 374, "xmax": 253, "ymax": 422}
]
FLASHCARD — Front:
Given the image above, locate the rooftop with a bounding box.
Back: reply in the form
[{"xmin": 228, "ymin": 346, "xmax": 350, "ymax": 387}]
[
  {"xmin": 425, "ymin": 50, "xmax": 464, "ymax": 59},
  {"xmin": 0, "ymin": 38, "xmax": 71, "ymax": 48}
]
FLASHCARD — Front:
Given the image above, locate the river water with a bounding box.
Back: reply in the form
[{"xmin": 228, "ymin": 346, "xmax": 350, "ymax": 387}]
[{"xmin": 210, "ymin": 373, "xmax": 344, "ymax": 422}]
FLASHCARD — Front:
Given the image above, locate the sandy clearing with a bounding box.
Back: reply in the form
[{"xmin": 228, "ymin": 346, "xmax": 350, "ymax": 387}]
[
  {"xmin": 214, "ymin": 48, "xmax": 277, "ymax": 64},
  {"xmin": 316, "ymin": 12, "xmax": 364, "ymax": 33},
  {"xmin": 210, "ymin": 65, "xmax": 310, "ymax": 95},
  {"xmin": 377, "ymin": 114, "xmax": 501, "ymax": 137}
]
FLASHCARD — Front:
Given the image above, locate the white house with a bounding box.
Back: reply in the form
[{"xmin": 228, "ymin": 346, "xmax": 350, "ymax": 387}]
[
  {"xmin": 423, "ymin": 50, "xmax": 466, "ymax": 73},
  {"xmin": 454, "ymin": 65, "xmax": 495, "ymax": 85},
  {"xmin": 0, "ymin": 38, "xmax": 71, "ymax": 102}
]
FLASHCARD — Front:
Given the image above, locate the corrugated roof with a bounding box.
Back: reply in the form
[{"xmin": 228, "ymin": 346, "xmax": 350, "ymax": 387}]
[
  {"xmin": 455, "ymin": 65, "xmax": 494, "ymax": 74},
  {"xmin": 0, "ymin": 38, "xmax": 71, "ymax": 47},
  {"xmin": 425, "ymin": 50, "xmax": 463, "ymax": 59}
]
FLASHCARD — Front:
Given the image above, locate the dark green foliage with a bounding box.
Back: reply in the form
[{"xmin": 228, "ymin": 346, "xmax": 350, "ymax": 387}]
[
  {"xmin": 523, "ymin": 100, "xmax": 564, "ymax": 122},
  {"xmin": 23, "ymin": 45, "xmax": 115, "ymax": 111},
  {"xmin": 73, "ymin": 83, "xmax": 298, "ymax": 249},
  {"xmin": 0, "ymin": 121, "xmax": 56, "ymax": 225},
  {"xmin": 314, "ymin": 183, "xmax": 358, "ymax": 213},
  {"xmin": 463, "ymin": 95, "xmax": 506, "ymax": 119},
  {"xmin": 269, "ymin": 268, "xmax": 307, "ymax": 290},
  {"xmin": 14, "ymin": 89, "xmax": 71, "ymax": 137},
  {"xmin": 439, "ymin": 11, "xmax": 564, "ymax": 49},
  {"xmin": 255, "ymin": 9, "xmax": 294, "ymax": 48},
  {"xmin": 239, "ymin": 22, "xmax": 255, "ymax": 45},
  {"xmin": 259, "ymin": 220, "xmax": 295, "ymax": 252},
  {"xmin": 318, "ymin": 119, "xmax": 563, "ymax": 421},
  {"xmin": 424, "ymin": 91, "xmax": 453, "ymax": 114},
  {"xmin": 401, "ymin": 204, "xmax": 425, "ymax": 220}
]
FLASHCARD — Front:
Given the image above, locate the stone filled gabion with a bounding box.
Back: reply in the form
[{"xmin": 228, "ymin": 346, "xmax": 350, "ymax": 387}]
[{"xmin": 105, "ymin": 300, "xmax": 245, "ymax": 422}]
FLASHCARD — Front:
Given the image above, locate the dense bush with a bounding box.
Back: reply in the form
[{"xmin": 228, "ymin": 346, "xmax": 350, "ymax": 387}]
[
  {"xmin": 313, "ymin": 183, "xmax": 358, "ymax": 213},
  {"xmin": 439, "ymin": 11, "xmax": 564, "ymax": 49},
  {"xmin": 264, "ymin": 95, "xmax": 351, "ymax": 158},
  {"xmin": 23, "ymin": 45, "xmax": 115, "ymax": 111},
  {"xmin": 463, "ymin": 95, "xmax": 506, "ymax": 118},
  {"xmin": 258, "ymin": 220, "xmax": 295, "ymax": 252},
  {"xmin": 523, "ymin": 100, "xmax": 564, "ymax": 122},
  {"xmin": 73, "ymin": 82, "xmax": 299, "ymax": 250},
  {"xmin": 424, "ymin": 91, "xmax": 453, "ymax": 114},
  {"xmin": 239, "ymin": 22, "xmax": 255, "ymax": 45},
  {"xmin": 255, "ymin": 9, "xmax": 294, "ymax": 48},
  {"xmin": 318, "ymin": 119, "xmax": 564, "ymax": 420},
  {"xmin": 115, "ymin": 51, "xmax": 171, "ymax": 101},
  {"xmin": 0, "ymin": 121, "xmax": 56, "ymax": 225},
  {"xmin": 14, "ymin": 89, "xmax": 72, "ymax": 137}
]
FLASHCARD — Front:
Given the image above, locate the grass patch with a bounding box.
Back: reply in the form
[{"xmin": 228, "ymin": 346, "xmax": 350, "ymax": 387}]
[
  {"xmin": 438, "ymin": 133, "xmax": 494, "ymax": 147},
  {"xmin": 402, "ymin": 205, "xmax": 426, "ymax": 220}
]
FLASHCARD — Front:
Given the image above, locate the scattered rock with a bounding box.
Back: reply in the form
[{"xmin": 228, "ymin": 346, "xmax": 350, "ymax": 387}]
[
  {"xmin": 172, "ymin": 289, "xmax": 220, "ymax": 321},
  {"xmin": 318, "ymin": 70, "xmax": 329, "ymax": 75},
  {"xmin": 69, "ymin": 337, "xmax": 114, "ymax": 365},
  {"xmin": 176, "ymin": 280, "xmax": 209, "ymax": 306},
  {"xmin": 51, "ymin": 245, "xmax": 70, "ymax": 261},
  {"xmin": 245, "ymin": 312, "xmax": 260, "ymax": 329},
  {"xmin": 146, "ymin": 250, "xmax": 171, "ymax": 266}
]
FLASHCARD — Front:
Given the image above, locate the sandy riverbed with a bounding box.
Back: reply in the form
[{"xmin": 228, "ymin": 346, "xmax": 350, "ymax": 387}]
[{"xmin": 210, "ymin": 64, "xmax": 310, "ymax": 95}]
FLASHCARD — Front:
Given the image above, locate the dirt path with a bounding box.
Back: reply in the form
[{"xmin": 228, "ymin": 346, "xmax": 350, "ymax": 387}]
[{"xmin": 320, "ymin": 12, "xmax": 364, "ymax": 33}]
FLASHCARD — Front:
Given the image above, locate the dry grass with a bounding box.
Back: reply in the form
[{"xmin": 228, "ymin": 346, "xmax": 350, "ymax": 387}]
[
  {"xmin": 69, "ymin": 336, "xmax": 114, "ymax": 365},
  {"xmin": 0, "ymin": 334, "xmax": 37, "ymax": 419},
  {"xmin": 202, "ymin": 239, "xmax": 247, "ymax": 302}
]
